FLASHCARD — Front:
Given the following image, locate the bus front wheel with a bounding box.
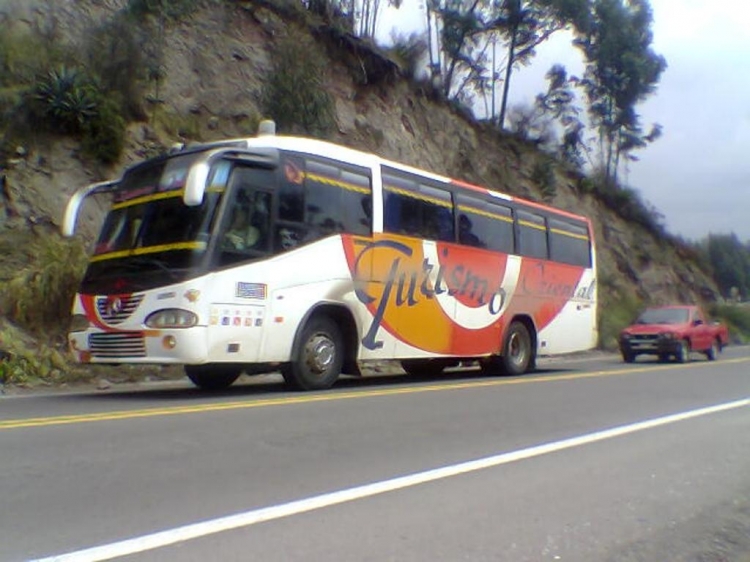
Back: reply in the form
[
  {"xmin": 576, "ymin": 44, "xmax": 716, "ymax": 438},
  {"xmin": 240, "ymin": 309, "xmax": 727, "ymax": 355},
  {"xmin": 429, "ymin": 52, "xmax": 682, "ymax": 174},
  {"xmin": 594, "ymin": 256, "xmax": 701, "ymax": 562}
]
[
  {"xmin": 282, "ymin": 316, "xmax": 343, "ymax": 391},
  {"xmin": 185, "ymin": 365, "xmax": 241, "ymax": 391}
]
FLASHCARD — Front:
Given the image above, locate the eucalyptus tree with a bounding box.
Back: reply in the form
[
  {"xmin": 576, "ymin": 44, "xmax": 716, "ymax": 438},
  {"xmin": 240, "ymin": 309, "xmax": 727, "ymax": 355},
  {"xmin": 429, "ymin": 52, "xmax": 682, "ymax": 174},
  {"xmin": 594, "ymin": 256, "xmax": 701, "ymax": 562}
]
[
  {"xmin": 424, "ymin": 0, "xmax": 495, "ymax": 102},
  {"xmin": 704, "ymin": 233, "xmax": 750, "ymax": 300},
  {"xmin": 535, "ymin": 64, "xmax": 588, "ymax": 168},
  {"xmin": 573, "ymin": 0, "xmax": 666, "ymax": 183},
  {"xmin": 494, "ymin": 0, "xmax": 589, "ymax": 129}
]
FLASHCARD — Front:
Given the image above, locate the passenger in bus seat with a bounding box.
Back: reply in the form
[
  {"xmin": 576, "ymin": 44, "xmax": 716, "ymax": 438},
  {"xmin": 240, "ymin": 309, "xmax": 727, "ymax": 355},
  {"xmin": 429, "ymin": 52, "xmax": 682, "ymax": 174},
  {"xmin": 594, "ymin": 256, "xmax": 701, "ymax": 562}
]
[{"xmin": 459, "ymin": 215, "xmax": 483, "ymax": 247}]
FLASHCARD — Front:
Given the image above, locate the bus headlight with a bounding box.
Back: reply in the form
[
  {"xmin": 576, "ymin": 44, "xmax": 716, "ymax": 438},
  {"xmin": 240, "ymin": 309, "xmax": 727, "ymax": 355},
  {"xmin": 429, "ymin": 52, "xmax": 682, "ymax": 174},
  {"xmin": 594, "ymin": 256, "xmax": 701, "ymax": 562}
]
[
  {"xmin": 145, "ymin": 309, "xmax": 198, "ymax": 329},
  {"xmin": 69, "ymin": 314, "xmax": 91, "ymax": 333}
]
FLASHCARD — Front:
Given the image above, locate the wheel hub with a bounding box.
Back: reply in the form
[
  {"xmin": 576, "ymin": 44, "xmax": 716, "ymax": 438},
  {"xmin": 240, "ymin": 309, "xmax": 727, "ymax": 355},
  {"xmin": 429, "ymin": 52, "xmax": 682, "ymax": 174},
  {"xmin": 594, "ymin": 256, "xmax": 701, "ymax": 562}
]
[
  {"xmin": 305, "ymin": 335, "xmax": 335, "ymax": 374},
  {"xmin": 508, "ymin": 333, "xmax": 527, "ymax": 365}
]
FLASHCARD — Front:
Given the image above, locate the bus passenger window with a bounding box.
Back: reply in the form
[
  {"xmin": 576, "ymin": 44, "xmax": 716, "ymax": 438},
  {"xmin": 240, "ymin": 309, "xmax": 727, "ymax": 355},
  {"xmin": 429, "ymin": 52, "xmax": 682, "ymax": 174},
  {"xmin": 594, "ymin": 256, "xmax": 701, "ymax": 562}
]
[
  {"xmin": 549, "ymin": 218, "xmax": 591, "ymax": 266},
  {"xmin": 517, "ymin": 210, "xmax": 548, "ymax": 259},
  {"xmin": 456, "ymin": 197, "xmax": 513, "ymax": 253},
  {"xmin": 458, "ymin": 215, "xmax": 483, "ymax": 247}
]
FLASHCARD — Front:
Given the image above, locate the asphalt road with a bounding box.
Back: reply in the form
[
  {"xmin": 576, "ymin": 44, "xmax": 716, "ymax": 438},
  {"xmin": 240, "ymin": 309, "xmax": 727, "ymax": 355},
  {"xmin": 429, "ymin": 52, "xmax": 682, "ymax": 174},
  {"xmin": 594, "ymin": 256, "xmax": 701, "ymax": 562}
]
[{"xmin": 1, "ymin": 347, "xmax": 749, "ymax": 562}]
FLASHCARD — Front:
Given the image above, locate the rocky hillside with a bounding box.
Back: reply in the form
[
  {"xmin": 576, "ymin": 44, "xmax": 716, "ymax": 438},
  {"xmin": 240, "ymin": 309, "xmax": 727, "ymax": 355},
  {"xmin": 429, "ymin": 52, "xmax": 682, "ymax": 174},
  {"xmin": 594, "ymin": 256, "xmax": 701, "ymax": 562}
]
[{"xmin": 0, "ymin": 0, "xmax": 718, "ymax": 353}]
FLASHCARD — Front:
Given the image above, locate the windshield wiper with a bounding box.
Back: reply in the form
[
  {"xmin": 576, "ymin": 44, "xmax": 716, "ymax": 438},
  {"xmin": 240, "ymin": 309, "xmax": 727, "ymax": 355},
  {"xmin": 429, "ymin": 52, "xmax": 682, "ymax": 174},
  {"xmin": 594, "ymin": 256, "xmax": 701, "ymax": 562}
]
[{"xmin": 127, "ymin": 256, "xmax": 182, "ymax": 279}]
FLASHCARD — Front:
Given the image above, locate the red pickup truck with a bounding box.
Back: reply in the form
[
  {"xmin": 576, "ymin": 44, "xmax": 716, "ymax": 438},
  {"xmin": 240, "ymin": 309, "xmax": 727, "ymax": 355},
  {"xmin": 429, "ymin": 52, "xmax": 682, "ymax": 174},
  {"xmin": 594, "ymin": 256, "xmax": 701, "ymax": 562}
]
[{"xmin": 619, "ymin": 305, "xmax": 729, "ymax": 363}]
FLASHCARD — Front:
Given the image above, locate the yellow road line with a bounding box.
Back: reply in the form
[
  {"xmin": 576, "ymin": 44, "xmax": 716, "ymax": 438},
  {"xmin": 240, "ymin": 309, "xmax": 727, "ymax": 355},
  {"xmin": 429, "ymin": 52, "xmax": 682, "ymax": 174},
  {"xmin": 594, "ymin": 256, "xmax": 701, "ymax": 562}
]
[{"xmin": 2, "ymin": 357, "xmax": 748, "ymax": 431}]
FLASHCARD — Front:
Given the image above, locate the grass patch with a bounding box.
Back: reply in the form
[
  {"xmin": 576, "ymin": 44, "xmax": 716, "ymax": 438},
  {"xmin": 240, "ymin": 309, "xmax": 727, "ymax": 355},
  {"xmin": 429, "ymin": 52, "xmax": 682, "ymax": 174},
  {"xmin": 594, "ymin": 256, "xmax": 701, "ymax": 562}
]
[
  {"xmin": 0, "ymin": 232, "xmax": 87, "ymax": 338},
  {"xmin": 598, "ymin": 291, "xmax": 642, "ymax": 351}
]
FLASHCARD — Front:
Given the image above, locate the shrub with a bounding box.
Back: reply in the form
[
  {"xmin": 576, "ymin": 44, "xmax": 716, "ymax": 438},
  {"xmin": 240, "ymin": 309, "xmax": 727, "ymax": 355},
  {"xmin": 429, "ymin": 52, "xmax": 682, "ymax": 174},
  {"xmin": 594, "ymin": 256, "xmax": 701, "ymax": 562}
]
[
  {"xmin": 531, "ymin": 158, "xmax": 556, "ymax": 201},
  {"xmin": 31, "ymin": 66, "xmax": 98, "ymax": 135},
  {"xmin": 0, "ymin": 233, "xmax": 88, "ymax": 337},
  {"xmin": 261, "ymin": 31, "xmax": 335, "ymax": 137},
  {"xmin": 127, "ymin": 0, "xmax": 201, "ymax": 21},
  {"xmin": 710, "ymin": 304, "xmax": 750, "ymax": 344},
  {"xmin": 81, "ymin": 95, "xmax": 127, "ymax": 165},
  {"xmin": 0, "ymin": 335, "xmax": 69, "ymax": 386},
  {"xmin": 387, "ymin": 32, "xmax": 429, "ymax": 80},
  {"xmin": 597, "ymin": 281, "xmax": 642, "ymax": 350},
  {"xmin": 84, "ymin": 17, "xmax": 147, "ymax": 121},
  {"xmin": 0, "ymin": 26, "xmax": 71, "ymax": 89}
]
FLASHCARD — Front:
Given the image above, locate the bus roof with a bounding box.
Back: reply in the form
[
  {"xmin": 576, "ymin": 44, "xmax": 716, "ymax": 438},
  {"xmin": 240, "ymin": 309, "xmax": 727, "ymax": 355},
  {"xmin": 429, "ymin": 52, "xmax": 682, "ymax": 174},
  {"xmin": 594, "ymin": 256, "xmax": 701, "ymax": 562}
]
[{"xmin": 188, "ymin": 134, "xmax": 591, "ymax": 225}]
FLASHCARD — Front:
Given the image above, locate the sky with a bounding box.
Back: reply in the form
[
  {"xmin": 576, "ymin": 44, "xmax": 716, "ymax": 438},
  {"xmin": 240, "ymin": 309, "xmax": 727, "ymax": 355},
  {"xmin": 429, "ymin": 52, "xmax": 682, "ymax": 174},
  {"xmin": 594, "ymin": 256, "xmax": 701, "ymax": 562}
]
[{"xmin": 376, "ymin": 0, "xmax": 750, "ymax": 242}]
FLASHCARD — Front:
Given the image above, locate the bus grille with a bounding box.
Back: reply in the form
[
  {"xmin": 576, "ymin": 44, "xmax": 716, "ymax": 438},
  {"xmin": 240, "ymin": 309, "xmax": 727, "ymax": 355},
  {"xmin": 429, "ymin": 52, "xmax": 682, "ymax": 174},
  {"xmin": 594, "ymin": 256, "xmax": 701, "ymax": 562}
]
[
  {"xmin": 89, "ymin": 332, "xmax": 146, "ymax": 358},
  {"xmin": 96, "ymin": 294, "xmax": 144, "ymax": 325}
]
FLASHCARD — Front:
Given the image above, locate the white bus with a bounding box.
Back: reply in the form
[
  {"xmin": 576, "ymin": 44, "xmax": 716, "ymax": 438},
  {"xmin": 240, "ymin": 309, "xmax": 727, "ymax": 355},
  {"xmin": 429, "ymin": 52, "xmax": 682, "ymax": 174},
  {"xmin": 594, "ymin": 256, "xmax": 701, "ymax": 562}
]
[{"xmin": 63, "ymin": 122, "xmax": 597, "ymax": 390}]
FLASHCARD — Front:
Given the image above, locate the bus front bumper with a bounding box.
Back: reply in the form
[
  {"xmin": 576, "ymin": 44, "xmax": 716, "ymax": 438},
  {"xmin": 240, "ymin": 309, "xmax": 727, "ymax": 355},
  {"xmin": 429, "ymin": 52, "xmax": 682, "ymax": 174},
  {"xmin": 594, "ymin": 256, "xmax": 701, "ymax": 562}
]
[{"xmin": 68, "ymin": 327, "xmax": 209, "ymax": 364}]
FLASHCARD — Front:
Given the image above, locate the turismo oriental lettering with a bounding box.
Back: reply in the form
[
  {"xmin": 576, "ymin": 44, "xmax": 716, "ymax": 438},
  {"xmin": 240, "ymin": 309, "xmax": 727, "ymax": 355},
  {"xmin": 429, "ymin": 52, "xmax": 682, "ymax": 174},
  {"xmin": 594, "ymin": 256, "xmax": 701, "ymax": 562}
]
[{"xmin": 353, "ymin": 240, "xmax": 507, "ymax": 350}]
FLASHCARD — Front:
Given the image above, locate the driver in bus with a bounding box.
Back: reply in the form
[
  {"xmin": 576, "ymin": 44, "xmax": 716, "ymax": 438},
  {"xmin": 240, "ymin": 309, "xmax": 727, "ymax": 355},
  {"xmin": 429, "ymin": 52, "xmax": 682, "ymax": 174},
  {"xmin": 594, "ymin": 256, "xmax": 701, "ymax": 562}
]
[{"xmin": 223, "ymin": 206, "xmax": 260, "ymax": 251}]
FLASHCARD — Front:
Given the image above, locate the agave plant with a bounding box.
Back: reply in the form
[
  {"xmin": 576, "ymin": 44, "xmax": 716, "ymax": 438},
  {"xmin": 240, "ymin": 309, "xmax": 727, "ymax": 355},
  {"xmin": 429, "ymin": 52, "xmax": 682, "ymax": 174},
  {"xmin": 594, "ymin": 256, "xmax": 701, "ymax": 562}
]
[{"xmin": 33, "ymin": 66, "xmax": 98, "ymax": 133}]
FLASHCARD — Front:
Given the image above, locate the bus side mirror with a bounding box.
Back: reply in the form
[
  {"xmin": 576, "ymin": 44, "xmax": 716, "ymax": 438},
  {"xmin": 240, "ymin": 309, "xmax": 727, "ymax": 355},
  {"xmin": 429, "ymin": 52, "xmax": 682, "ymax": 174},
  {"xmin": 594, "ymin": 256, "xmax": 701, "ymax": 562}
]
[
  {"xmin": 62, "ymin": 180, "xmax": 118, "ymax": 236},
  {"xmin": 184, "ymin": 161, "xmax": 210, "ymax": 206}
]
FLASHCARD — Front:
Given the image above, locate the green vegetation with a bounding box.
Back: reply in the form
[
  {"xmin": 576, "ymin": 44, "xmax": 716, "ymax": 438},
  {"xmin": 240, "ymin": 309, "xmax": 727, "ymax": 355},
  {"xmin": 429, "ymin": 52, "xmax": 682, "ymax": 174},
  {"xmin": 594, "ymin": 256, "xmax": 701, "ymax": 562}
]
[
  {"xmin": 0, "ymin": 322, "xmax": 71, "ymax": 386},
  {"xmin": 261, "ymin": 32, "xmax": 335, "ymax": 137},
  {"xmin": 127, "ymin": 0, "xmax": 201, "ymax": 21},
  {"xmin": 0, "ymin": 233, "xmax": 87, "ymax": 337},
  {"xmin": 597, "ymin": 286, "xmax": 643, "ymax": 351},
  {"xmin": 531, "ymin": 158, "xmax": 557, "ymax": 201},
  {"xmin": 699, "ymin": 234, "xmax": 750, "ymax": 301},
  {"xmin": 710, "ymin": 304, "xmax": 750, "ymax": 344},
  {"xmin": 0, "ymin": 232, "xmax": 88, "ymax": 386}
]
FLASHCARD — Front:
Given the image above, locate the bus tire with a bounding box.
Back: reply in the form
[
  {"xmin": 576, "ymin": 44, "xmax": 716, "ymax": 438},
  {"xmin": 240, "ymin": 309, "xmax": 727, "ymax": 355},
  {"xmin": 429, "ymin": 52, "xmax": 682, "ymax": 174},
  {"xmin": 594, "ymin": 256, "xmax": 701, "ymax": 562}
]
[
  {"xmin": 501, "ymin": 321, "xmax": 533, "ymax": 376},
  {"xmin": 185, "ymin": 365, "xmax": 241, "ymax": 391},
  {"xmin": 282, "ymin": 316, "xmax": 343, "ymax": 391}
]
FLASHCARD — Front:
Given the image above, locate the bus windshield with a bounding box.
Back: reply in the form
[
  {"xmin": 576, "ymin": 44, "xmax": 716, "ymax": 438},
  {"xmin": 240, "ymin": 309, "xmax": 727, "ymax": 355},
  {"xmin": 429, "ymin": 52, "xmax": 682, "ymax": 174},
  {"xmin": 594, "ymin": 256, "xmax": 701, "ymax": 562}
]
[{"xmin": 81, "ymin": 154, "xmax": 229, "ymax": 293}]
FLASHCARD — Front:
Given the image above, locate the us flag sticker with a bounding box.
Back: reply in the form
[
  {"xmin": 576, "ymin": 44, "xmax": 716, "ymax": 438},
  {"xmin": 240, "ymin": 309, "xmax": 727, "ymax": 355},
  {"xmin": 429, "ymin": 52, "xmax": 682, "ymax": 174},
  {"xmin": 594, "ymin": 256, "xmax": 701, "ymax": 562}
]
[{"xmin": 236, "ymin": 282, "xmax": 267, "ymax": 300}]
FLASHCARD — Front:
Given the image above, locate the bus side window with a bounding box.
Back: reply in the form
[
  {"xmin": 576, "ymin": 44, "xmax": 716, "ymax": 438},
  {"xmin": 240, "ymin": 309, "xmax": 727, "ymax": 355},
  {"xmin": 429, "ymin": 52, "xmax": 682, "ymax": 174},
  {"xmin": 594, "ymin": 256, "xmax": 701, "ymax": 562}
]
[
  {"xmin": 280, "ymin": 157, "xmax": 305, "ymax": 223},
  {"xmin": 382, "ymin": 169, "xmax": 453, "ymax": 242},
  {"xmin": 340, "ymin": 169, "xmax": 372, "ymax": 235},
  {"xmin": 548, "ymin": 218, "xmax": 591, "ymax": 266},
  {"xmin": 517, "ymin": 210, "xmax": 548, "ymax": 259},
  {"xmin": 456, "ymin": 197, "xmax": 514, "ymax": 253}
]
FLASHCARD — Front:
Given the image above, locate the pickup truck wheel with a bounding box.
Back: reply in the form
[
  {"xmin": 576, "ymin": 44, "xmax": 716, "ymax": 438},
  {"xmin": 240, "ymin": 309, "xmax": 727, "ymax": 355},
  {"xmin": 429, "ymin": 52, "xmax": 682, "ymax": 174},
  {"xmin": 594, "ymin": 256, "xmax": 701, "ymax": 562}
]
[
  {"xmin": 622, "ymin": 351, "xmax": 636, "ymax": 363},
  {"xmin": 706, "ymin": 339, "xmax": 720, "ymax": 361},
  {"xmin": 658, "ymin": 353, "xmax": 670, "ymax": 363},
  {"xmin": 676, "ymin": 340, "xmax": 690, "ymax": 363}
]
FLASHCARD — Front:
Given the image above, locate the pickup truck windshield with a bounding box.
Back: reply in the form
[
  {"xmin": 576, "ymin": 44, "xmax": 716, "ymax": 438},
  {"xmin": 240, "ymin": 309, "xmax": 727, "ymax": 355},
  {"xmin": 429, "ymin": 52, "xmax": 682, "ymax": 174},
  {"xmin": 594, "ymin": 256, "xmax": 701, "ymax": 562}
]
[{"xmin": 637, "ymin": 308, "xmax": 689, "ymax": 325}]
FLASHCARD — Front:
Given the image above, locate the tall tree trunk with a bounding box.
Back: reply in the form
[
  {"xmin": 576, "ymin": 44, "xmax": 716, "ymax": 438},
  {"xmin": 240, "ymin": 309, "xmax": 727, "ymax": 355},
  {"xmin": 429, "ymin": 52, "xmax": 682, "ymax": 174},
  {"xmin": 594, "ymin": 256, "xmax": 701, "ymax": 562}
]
[{"xmin": 498, "ymin": 25, "xmax": 518, "ymax": 130}]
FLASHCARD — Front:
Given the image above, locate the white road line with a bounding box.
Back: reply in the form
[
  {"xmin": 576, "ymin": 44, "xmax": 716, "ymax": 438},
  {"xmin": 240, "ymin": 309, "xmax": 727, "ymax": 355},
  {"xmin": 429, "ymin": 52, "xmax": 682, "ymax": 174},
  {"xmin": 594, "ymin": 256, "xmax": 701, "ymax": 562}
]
[{"xmin": 33, "ymin": 398, "xmax": 750, "ymax": 562}]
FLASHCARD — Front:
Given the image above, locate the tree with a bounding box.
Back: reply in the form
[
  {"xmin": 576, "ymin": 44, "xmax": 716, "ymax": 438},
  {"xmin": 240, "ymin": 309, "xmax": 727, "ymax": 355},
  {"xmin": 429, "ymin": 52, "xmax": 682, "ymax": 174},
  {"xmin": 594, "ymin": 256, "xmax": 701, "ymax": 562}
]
[
  {"xmin": 494, "ymin": 0, "xmax": 589, "ymax": 129},
  {"xmin": 573, "ymin": 0, "xmax": 666, "ymax": 184},
  {"xmin": 428, "ymin": 0, "xmax": 493, "ymax": 102},
  {"xmin": 535, "ymin": 64, "xmax": 588, "ymax": 168},
  {"xmin": 303, "ymin": 0, "xmax": 402, "ymax": 38},
  {"xmin": 703, "ymin": 233, "xmax": 750, "ymax": 300}
]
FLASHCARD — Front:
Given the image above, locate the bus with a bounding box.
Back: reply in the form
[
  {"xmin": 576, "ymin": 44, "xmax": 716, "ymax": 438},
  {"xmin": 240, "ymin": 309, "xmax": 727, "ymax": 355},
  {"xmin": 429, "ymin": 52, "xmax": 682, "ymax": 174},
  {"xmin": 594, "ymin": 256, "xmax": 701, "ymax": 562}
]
[{"xmin": 63, "ymin": 121, "xmax": 597, "ymax": 391}]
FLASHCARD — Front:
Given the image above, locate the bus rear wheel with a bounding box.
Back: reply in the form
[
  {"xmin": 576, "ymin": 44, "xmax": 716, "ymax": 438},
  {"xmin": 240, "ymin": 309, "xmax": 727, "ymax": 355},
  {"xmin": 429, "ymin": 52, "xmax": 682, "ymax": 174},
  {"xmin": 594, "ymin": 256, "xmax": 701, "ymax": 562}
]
[
  {"xmin": 185, "ymin": 365, "xmax": 241, "ymax": 391},
  {"xmin": 282, "ymin": 316, "xmax": 343, "ymax": 391},
  {"xmin": 501, "ymin": 321, "xmax": 534, "ymax": 375}
]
